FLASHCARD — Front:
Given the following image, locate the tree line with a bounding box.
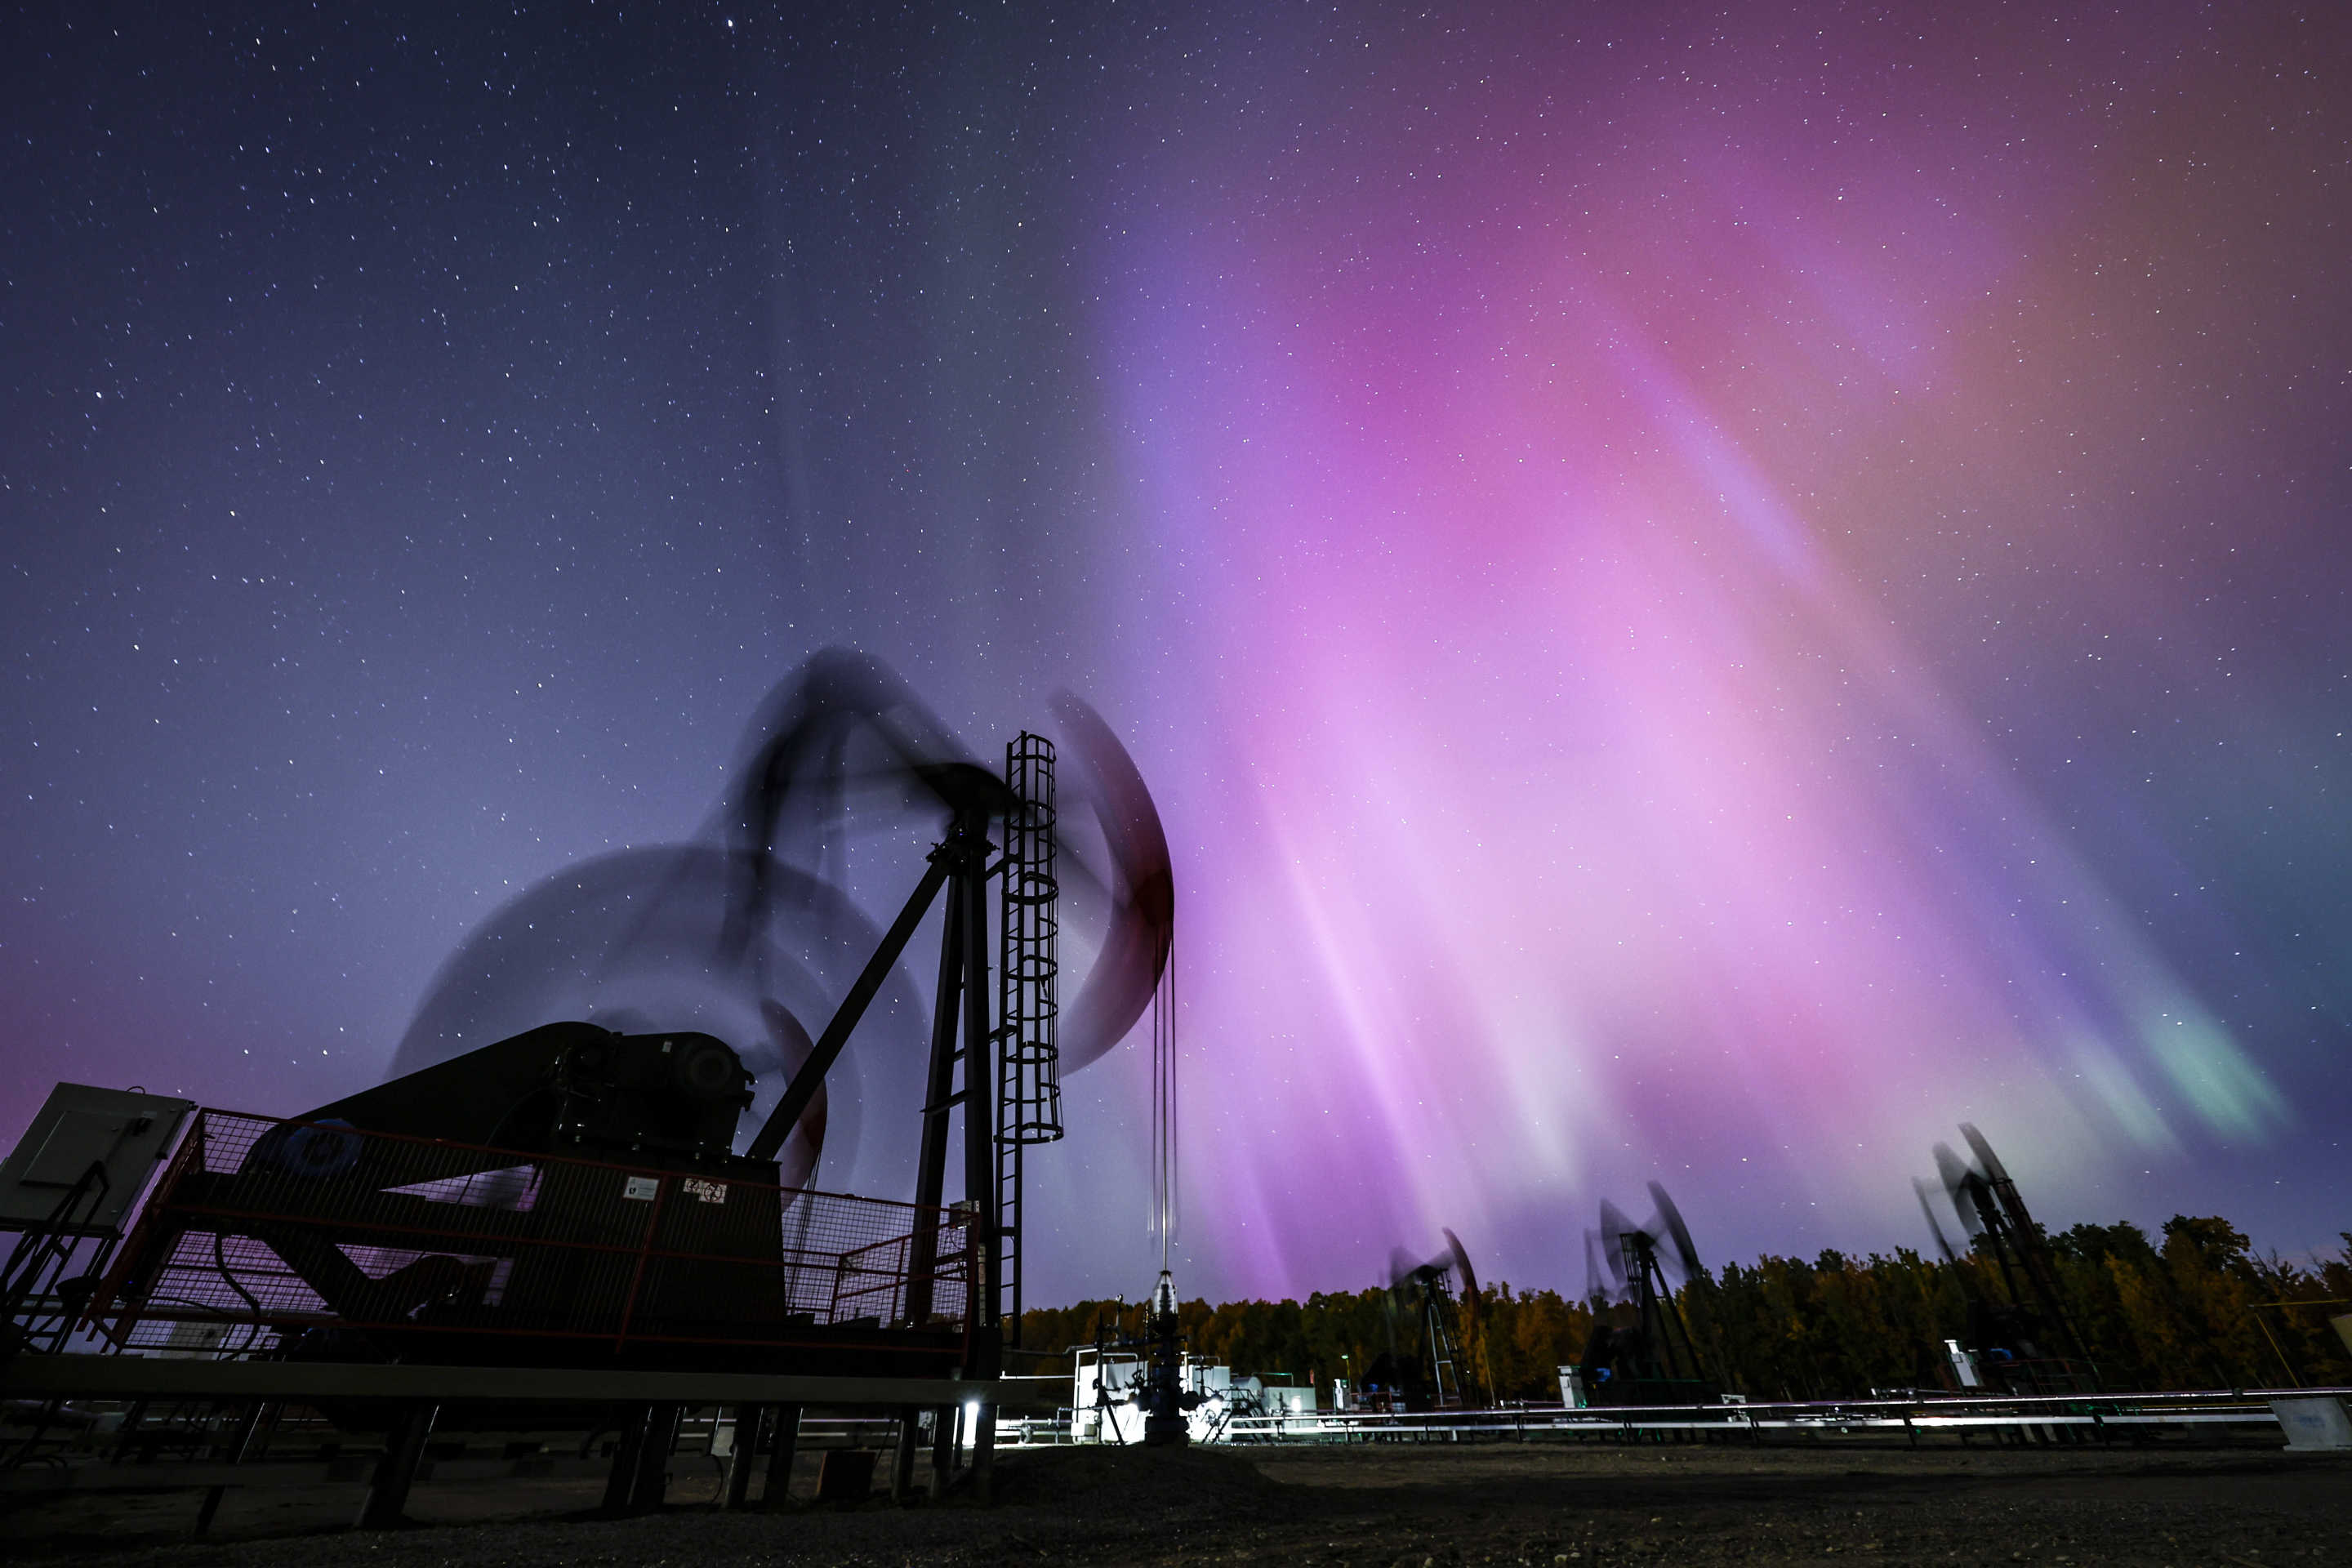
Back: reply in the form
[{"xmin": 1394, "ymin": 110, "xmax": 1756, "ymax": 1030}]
[{"xmin": 1014, "ymin": 1217, "xmax": 2352, "ymax": 1402}]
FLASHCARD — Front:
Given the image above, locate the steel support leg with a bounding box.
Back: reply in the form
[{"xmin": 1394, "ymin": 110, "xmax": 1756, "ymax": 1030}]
[
  {"xmin": 110, "ymin": 1399, "xmax": 149, "ymax": 1463},
  {"xmin": 628, "ymin": 1402, "xmax": 678, "ymax": 1513},
  {"xmin": 722, "ymin": 1405, "xmax": 763, "ymax": 1509},
  {"xmin": 972, "ymin": 1401, "xmax": 996, "ymax": 1503},
  {"xmin": 760, "ymin": 1402, "xmax": 801, "ymax": 1508},
  {"xmin": 194, "ymin": 1399, "xmax": 258, "ymax": 1537},
  {"xmin": 600, "ymin": 1405, "xmax": 649, "ymax": 1517},
  {"xmin": 354, "ymin": 1402, "xmax": 437, "ymax": 1530},
  {"xmin": 927, "ymin": 1402, "xmax": 958, "ymax": 1497},
  {"xmin": 889, "ymin": 1405, "xmax": 920, "ymax": 1499}
]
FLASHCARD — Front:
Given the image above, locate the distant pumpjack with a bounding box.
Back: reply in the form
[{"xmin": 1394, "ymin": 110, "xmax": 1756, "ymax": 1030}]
[
  {"xmin": 1579, "ymin": 1183, "xmax": 1717, "ymax": 1406},
  {"xmin": 1922, "ymin": 1125, "xmax": 2098, "ymax": 1393},
  {"xmin": 1376, "ymin": 1230, "xmax": 1484, "ymax": 1410}
]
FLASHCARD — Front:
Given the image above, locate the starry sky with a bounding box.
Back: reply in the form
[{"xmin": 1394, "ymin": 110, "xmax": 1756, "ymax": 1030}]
[{"xmin": 6, "ymin": 1, "xmax": 2350, "ymax": 1306}]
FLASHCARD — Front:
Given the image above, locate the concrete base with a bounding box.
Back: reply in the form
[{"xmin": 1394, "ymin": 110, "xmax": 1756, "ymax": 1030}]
[{"xmin": 2270, "ymin": 1396, "xmax": 2352, "ymax": 1451}]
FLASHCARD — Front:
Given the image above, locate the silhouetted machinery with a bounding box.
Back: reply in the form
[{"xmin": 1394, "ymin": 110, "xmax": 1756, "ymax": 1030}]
[
  {"xmin": 1578, "ymin": 1183, "xmax": 1717, "ymax": 1406},
  {"xmin": 273, "ymin": 1023, "xmax": 758, "ymax": 1175},
  {"xmin": 1363, "ymin": 1229, "xmax": 1484, "ymax": 1410},
  {"xmin": 1917, "ymin": 1124, "xmax": 2097, "ymax": 1393},
  {"xmin": 60, "ymin": 653, "xmax": 1176, "ymax": 1392},
  {"xmin": 101, "ymin": 1022, "xmax": 831, "ymax": 1372}
]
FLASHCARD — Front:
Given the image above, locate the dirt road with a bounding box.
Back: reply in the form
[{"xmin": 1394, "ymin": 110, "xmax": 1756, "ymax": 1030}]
[{"xmin": 5, "ymin": 1439, "xmax": 2345, "ymax": 1566}]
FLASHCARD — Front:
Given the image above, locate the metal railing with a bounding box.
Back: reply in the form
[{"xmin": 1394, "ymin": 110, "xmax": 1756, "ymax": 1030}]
[
  {"xmin": 987, "ymin": 1385, "xmax": 2349, "ymax": 1448},
  {"xmin": 2, "ymin": 1158, "xmax": 116, "ymax": 1357},
  {"xmin": 1193, "ymin": 1386, "xmax": 2346, "ymax": 1445},
  {"xmin": 87, "ymin": 1110, "xmax": 971, "ymax": 1355}
]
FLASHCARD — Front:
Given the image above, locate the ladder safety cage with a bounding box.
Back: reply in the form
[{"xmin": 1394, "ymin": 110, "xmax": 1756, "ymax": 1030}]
[{"xmin": 996, "ymin": 732, "xmax": 1062, "ymax": 1339}]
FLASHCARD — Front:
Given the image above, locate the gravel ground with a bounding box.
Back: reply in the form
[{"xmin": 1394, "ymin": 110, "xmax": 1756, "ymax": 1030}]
[{"xmin": 5, "ymin": 1440, "xmax": 2346, "ymax": 1566}]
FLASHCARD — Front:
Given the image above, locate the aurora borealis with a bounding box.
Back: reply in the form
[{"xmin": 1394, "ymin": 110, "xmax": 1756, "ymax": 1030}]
[{"xmin": 5, "ymin": 2, "xmax": 2348, "ymax": 1303}]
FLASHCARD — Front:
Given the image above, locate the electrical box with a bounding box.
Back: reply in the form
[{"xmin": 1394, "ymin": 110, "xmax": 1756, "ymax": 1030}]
[
  {"xmin": 1260, "ymin": 1384, "xmax": 1319, "ymax": 1418},
  {"xmin": 0, "ymin": 1084, "xmax": 195, "ymax": 1236}
]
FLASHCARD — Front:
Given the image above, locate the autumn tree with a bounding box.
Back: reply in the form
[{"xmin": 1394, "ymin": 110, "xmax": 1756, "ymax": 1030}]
[{"xmin": 1018, "ymin": 1217, "xmax": 2350, "ymax": 1402}]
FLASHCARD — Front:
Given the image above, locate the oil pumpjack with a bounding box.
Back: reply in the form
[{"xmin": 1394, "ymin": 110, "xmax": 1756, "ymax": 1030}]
[
  {"xmin": 24, "ymin": 657, "xmax": 1179, "ymax": 1515},
  {"xmin": 1579, "ymin": 1183, "xmax": 1717, "ymax": 1405},
  {"xmin": 1920, "ymin": 1125, "xmax": 2098, "ymax": 1393},
  {"xmin": 1366, "ymin": 1231, "xmax": 1482, "ymax": 1410}
]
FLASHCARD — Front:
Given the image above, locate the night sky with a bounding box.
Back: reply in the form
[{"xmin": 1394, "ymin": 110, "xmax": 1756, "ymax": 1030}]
[{"xmin": 7, "ymin": 2, "xmax": 2350, "ymax": 1306}]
